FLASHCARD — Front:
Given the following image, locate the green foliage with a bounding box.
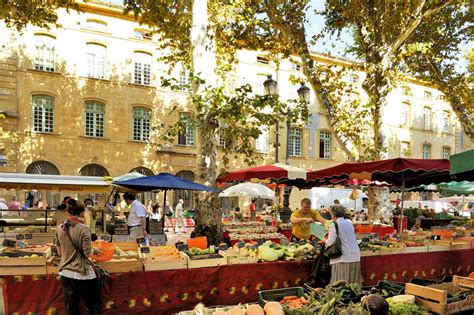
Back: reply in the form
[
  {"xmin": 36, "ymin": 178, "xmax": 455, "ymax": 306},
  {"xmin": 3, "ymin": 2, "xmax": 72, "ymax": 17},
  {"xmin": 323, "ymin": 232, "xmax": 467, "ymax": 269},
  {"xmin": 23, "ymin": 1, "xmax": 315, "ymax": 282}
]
[
  {"xmin": 158, "ymin": 72, "xmax": 310, "ymax": 173},
  {"xmin": 400, "ymin": 1, "xmax": 473, "ymax": 137},
  {"xmin": 0, "ymin": 0, "xmax": 78, "ymax": 31}
]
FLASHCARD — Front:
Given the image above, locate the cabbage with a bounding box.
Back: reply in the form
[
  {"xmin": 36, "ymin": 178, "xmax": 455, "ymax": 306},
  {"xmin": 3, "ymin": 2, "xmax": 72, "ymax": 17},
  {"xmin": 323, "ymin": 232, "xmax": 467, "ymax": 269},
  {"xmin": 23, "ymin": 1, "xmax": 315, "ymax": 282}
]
[
  {"xmin": 362, "ymin": 294, "xmax": 389, "ymax": 315},
  {"xmin": 258, "ymin": 246, "xmax": 279, "ymax": 262}
]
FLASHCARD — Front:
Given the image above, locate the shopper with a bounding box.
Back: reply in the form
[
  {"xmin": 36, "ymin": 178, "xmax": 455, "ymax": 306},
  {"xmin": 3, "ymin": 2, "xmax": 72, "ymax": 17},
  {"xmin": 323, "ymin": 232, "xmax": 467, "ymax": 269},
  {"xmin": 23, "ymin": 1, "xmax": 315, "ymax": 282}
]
[
  {"xmin": 55, "ymin": 198, "xmax": 102, "ymax": 315},
  {"xmin": 290, "ymin": 198, "xmax": 327, "ymax": 241},
  {"xmin": 174, "ymin": 199, "xmax": 186, "ymax": 233},
  {"xmin": 249, "ymin": 198, "xmax": 257, "ymax": 221},
  {"xmin": 164, "ymin": 202, "xmax": 174, "ymax": 232},
  {"xmin": 52, "ymin": 196, "xmax": 72, "ymax": 226},
  {"xmin": 0, "ymin": 198, "xmax": 8, "ymax": 211},
  {"xmin": 231, "ymin": 207, "xmax": 244, "ymax": 223},
  {"xmin": 324, "ymin": 204, "xmax": 361, "ymax": 285},
  {"xmin": 123, "ymin": 192, "xmax": 147, "ymax": 241},
  {"xmin": 83, "ymin": 199, "xmax": 97, "ymax": 242},
  {"xmin": 9, "ymin": 196, "xmax": 21, "ymax": 215}
]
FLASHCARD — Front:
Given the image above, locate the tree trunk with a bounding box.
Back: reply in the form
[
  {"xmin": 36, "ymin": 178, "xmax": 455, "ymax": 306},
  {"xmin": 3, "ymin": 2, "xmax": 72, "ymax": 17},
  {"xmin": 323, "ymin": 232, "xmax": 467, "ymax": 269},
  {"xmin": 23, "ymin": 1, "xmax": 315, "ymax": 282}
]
[
  {"xmin": 362, "ymin": 63, "xmax": 391, "ymax": 160},
  {"xmin": 190, "ymin": 0, "xmax": 222, "ymax": 245},
  {"xmin": 367, "ymin": 187, "xmax": 393, "ymax": 225},
  {"xmin": 193, "ymin": 124, "xmax": 222, "ymax": 245}
]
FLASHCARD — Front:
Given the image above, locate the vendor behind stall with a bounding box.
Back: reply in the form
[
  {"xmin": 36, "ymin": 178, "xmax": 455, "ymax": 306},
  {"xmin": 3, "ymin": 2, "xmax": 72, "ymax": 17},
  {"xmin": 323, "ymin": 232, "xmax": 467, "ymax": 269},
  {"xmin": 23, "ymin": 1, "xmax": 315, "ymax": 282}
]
[
  {"xmin": 290, "ymin": 198, "xmax": 327, "ymax": 241},
  {"xmin": 123, "ymin": 192, "xmax": 147, "ymax": 240}
]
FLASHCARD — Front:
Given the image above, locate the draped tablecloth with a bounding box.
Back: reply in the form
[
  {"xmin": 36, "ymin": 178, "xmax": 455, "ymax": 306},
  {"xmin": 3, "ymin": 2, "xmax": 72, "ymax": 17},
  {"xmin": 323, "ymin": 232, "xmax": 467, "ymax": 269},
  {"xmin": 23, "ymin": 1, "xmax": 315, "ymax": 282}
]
[{"xmin": 2, "ymin": 250, "xmax": 473, "ymax": 314}]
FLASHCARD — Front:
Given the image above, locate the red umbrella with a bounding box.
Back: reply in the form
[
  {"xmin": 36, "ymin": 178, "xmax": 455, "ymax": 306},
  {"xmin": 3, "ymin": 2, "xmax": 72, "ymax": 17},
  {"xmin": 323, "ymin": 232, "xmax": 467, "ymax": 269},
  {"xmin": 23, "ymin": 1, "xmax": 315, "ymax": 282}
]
[{"xmin": 217, "ymin": 163, "xmax": 310, "ymax": 184}]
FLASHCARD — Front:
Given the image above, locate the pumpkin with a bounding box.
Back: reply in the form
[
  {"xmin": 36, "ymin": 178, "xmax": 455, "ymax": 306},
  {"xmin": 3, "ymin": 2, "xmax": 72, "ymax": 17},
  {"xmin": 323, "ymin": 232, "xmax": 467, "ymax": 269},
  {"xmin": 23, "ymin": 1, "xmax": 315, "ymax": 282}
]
[
  {"xmin": 227, "ymin": 307, "xmax": 246, "ymax": 315},
  {"xmin": 246, "ymin": 304, "xmax": 264, "ymax": 315}
]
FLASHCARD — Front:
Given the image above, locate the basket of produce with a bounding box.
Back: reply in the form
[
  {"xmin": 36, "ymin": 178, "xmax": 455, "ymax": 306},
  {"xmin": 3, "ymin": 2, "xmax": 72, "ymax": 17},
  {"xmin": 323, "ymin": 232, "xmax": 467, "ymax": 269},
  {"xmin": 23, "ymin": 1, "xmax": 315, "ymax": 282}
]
[
  {"xmin": 258, "ymin": 287, "xmax": 306, "ymax": 307},
  {"xmin": 362, "ymin": 280, "xmax": 405, "ymax": 297},
  {"xmin": 91, "ymin": 241, "xmax": 116, "ymax": 262},
  {"xmin": 186, "ymin": 236, "xmax": 208, "ymax": 250}
]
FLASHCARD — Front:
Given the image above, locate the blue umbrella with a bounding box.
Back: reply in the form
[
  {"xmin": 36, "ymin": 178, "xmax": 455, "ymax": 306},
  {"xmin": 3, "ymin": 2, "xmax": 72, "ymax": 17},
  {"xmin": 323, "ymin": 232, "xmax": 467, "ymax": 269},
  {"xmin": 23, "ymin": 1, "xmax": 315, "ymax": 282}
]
[
  {"xmin": 113, "ymin": 173, "xmax": 216, "ymax": 234},
  {"xmin": 112, "ymin": 173, "xmax": 216, "ymax": 192}
]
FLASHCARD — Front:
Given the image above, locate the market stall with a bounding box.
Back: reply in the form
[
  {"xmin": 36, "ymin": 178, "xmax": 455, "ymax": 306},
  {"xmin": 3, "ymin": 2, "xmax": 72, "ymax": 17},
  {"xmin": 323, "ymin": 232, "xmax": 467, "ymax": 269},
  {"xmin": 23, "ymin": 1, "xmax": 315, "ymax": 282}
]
[{"xmin": 2, "ymin": 249, "xmax": 473, "ymax": 314}]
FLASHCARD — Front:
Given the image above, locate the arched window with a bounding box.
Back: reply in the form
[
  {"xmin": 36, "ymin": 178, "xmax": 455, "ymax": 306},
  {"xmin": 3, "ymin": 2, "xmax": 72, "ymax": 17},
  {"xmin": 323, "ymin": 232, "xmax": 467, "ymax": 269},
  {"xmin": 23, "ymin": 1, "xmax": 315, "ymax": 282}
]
[
  {"xmin": 26, "ymin": 160, "xmax": 60, "ymax": 175},
  {"xmin": 84, "ymin": 100, "xmax": 105, "ymax": 137},
  {"xmin": 132, "ymin": 107, "xmax": 151, "ymax": 141},
  {"xmin": 133, "ymin": 52, "xmax": 152, "ymax": 85},
  {"xmin": 34, "ymin": 34, "xmax": 55, "ymax": 72},
  {"xmin": 423, "ymin": 107, "xmax": 432, "ymax": 131},
  {"xmin": 130, "ymin": 167, "xmax": 154, "ymax": 176},
  {"xmin": 177, "ymin": 113, "xmax": 195, "ymax": 146},
  {"xmin": 79, "ymin": 164, "xmax": 109, "ymax": 177},
  {"xmin": 86, "ymin": 19, "xmax": 107, "ymax": 32},
  {"xmin": 319, "ymin": 131, "xmax": 331, "ymax": 159},
  {"xmin": 401, "ymin": 102, "xmax": 410, "ymax": 127},
  {"xmin": 422, "ymin": 144, "xmax": 431, "ymax": 159},
  {"xmin": 255, "ymin": 126, "xmax": 269, "ymax": 153},
  {"xmin": 174, "ymin": 170, "xmax": 195, "ymax": 209},
  {"xmin": 288, "ymin": 128, "xmax": 302, "ymax": 157},
  {"xmin": 32, "ymin": 95, "xmax": 54, "ymax": 133},
  {"xmin": 86, "ymin": 43, "xmax": 106, "ymax": 79}
]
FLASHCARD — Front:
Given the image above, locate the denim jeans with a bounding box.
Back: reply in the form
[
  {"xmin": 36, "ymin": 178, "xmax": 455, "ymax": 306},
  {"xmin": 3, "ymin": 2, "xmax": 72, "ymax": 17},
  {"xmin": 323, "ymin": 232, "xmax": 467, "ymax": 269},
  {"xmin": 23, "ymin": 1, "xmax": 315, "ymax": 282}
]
[{"xmin": 60, "ymin": 276, "xmax": 102, "ymax": 315}]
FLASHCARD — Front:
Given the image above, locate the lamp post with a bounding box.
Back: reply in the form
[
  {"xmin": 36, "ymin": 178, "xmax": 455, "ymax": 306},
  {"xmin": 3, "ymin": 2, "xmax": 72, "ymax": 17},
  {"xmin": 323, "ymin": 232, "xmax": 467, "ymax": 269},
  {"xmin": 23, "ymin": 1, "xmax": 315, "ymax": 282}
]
[{"xmin": 263, "ymin": 75, "xmax": 310, "ymax": 222}]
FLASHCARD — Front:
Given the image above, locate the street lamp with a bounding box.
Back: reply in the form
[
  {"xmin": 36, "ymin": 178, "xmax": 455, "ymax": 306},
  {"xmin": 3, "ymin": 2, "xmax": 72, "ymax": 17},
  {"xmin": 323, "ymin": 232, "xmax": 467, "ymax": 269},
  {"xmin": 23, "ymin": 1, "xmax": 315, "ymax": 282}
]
[
  {"xmin": 297, "ymin": 82, "xmax": 310, "ymax": 103},
  {"xmin": 263, "ymin": 74, "xmax": 277, "ymax": 96},
  {"xmin": 263, "ymin": 77, "xmax": 311, "ymax": 222}
]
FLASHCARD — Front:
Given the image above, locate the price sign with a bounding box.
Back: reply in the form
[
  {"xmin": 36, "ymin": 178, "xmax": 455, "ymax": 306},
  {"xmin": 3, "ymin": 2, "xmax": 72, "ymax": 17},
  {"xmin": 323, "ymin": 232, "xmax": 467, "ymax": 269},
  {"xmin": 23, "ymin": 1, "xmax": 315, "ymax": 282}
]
[
  {"xmin": 257, "ymin": 239, "xmax": 266, "ymax": 246},
  {"xmin": 15, "ymin": 234, "xmax": 24, "ymax": 240},
  {"xmin": 25, "ymin": 233, "xmax": 33, "ymax": 240},
  {"xmin": 140, "ymin": 246, "xmax": 150, "ymax": 254},
  {"xmin": 280, "ymin": 238, "xmax": 289, "ymax": 246},
  {"xmin": 236, "ymin": 241, "xmax": 246, "ymax": 248},
  {"xmin": 176, "ymin": 243, "xmax": 189, "ymax": 252},
  {"xmin": 99, "ymin": 234, "xmax": 112, "ymax": 242},
  {"xmin": 2, "ymin": 239, "xmax": 16, "ymax": 248},
  {"xmin": 298, "ymin": 240, "xmax": 307, "ymax": 245}
]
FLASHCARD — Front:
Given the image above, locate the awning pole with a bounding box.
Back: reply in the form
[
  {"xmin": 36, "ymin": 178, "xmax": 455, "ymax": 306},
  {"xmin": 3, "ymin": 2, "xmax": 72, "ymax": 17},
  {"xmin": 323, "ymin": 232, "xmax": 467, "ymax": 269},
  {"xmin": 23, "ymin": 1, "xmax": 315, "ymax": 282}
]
[
  {"xmin": 161, "ymin": 190, "xmax": 167, "ymax": 234},
  {"xmin": 399, "ymin": 178, "xmax": 406, "ymax": 241}
]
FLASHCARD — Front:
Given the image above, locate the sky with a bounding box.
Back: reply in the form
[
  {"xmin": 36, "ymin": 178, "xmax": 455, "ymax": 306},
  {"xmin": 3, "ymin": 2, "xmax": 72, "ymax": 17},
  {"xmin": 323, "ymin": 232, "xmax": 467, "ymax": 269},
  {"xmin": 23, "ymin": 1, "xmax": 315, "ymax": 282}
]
[{"xmin": 305, "ymin": 0, "xmax": 471, "ymax": 72}]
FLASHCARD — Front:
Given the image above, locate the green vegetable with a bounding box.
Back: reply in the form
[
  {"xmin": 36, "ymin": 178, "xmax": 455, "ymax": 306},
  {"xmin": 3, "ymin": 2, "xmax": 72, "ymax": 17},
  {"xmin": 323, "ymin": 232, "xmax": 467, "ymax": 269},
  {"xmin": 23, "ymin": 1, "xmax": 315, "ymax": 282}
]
[{"xmin": 388, "ymin": 301, "xmax": 426, "ymax": 314}]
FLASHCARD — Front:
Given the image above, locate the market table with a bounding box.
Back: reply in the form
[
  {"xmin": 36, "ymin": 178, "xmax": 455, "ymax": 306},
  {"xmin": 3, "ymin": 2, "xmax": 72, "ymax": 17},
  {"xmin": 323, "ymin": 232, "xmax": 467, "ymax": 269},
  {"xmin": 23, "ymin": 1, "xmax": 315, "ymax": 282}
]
[{"xmin": 2, "ymin": 250, "xmax": 473, "ymax": 314}]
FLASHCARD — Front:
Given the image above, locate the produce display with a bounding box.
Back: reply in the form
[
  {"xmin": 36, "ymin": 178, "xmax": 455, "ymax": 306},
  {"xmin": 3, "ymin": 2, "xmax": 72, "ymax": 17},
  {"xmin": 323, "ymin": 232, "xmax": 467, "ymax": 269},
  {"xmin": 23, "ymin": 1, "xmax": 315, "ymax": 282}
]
[{"xmin": 236, "ymin": 241, "xmax": 318, "ymax": 262}]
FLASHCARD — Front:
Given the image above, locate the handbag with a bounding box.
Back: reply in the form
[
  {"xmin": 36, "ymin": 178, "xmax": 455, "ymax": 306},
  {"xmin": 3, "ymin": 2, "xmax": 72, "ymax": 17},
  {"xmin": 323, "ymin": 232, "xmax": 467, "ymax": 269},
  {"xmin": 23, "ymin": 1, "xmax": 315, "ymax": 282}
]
[
  {"xmin": 324, "ymin": 221, "xmax": 343, "ymax": 259},
  {"xmin": 64, "ymin": 224, "xmax": 109, "ymax": 286}
]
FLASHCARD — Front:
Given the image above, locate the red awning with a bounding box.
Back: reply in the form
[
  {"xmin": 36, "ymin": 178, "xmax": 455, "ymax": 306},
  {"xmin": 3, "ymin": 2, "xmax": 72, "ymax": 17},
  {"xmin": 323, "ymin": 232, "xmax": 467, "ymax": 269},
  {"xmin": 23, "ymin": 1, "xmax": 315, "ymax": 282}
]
[
  {"xmin": 217, "ymin": 163, "xmax": 310, "ymax": 184},
  {"xmin": 303, "ymin": 158, "xmax": 450, "ymax": 188}
]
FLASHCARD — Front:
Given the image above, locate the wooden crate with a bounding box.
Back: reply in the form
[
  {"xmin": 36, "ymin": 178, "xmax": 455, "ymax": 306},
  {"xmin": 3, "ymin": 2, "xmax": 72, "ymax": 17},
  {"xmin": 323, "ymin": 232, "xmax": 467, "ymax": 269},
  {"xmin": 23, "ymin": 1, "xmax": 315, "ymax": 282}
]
[
  {"xmin": 112, "ymin": 242, "xmax": 139, "ymax": 252},
  {"xmin": 142, "ymin": 252, "xmax": 188, "ymax": 271},
  {"xmin": 360, "ymin": 249, "xmax": 381, "ymax": 257},
  {"xmin": 428, "ymin": 242, "xmax": 451, "ymax": 252},
  {"xmin": 404, "ymin": 245, "xmax": 428, "ymax": 254},
  {"xmin": 219, "ymin": 250, "xmax": 258, "ymax": 264},
  {"xmin": 405, "ymin": 275, "xmax": 474, "ymax": 314},
  {"xmin": 450, "ymin": 241, "xmax": 471, "ymax": 251},
  {"xmin": 0, "ymin": 247, "xmax": 51, "ymax": 275},
  {"xmin": 98, "ymin": 259, "xmax": 143, "ymax": 273},
  {"xmin": 183, "ymin": 252, "xmax": 227, "ymax": 269},
  {"xmin": 379, "ymin": 246, "xmax": 405, "ymax": 255}
]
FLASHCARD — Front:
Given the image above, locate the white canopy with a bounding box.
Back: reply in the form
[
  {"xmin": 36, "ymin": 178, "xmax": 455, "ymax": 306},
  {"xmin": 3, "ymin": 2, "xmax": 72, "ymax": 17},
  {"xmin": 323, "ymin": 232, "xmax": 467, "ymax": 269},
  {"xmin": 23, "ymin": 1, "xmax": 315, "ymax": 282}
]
[
  {"xmin": 219, "ymin": 183, "xmax": 276, "ymax": 199},
  {"xmin": 0, "ymin": 173, "xmax": 110, "ymax": 192}
]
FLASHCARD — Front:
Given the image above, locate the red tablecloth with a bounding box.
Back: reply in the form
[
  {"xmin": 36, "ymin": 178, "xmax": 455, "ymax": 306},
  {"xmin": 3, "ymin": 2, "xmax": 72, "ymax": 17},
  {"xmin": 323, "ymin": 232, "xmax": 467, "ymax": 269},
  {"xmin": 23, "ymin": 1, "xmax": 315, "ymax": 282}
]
[
  {"xmin": 2, "ymin": 250, "xmax": 474, "ymax": 314},
  {"xmin": 354, "ymin": 225, "xmax": 395, "ymax": 239}
]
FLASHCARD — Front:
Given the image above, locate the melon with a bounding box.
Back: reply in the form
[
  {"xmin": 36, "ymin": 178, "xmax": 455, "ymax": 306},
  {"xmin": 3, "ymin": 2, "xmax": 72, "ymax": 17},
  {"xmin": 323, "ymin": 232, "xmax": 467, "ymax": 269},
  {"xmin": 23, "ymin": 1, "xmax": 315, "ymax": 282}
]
[
  {"xmin": 227, "ymin": 307, "xmax": 245, "ymax": 315},
  {"xmin": 212, "ymin": 310, "xmax": 227, "ymax": 315},
  {"xmin": 263, "ymin": 302, "xmax": 283, "ymax": 315},
  {"xmin": 246, "ymin": 304, "xmax": 264, "ymax": 315}
]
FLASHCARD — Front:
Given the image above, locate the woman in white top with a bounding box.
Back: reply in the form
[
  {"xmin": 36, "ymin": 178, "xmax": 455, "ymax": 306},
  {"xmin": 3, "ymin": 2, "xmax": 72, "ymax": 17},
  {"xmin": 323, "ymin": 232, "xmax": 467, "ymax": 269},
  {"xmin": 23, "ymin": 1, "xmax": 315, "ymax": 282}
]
[{"xmin": 324, "ymin": 204, "xmax": 361, "ymax": 285}]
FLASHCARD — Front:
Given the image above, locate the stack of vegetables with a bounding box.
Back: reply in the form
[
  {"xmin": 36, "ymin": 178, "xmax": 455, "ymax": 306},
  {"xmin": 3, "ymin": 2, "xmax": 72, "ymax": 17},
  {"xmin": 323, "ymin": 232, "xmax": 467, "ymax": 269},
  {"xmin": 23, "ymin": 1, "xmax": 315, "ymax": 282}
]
[{"xmin": 238, "ymin": 241, "xmax": 318, "ymax": 262}]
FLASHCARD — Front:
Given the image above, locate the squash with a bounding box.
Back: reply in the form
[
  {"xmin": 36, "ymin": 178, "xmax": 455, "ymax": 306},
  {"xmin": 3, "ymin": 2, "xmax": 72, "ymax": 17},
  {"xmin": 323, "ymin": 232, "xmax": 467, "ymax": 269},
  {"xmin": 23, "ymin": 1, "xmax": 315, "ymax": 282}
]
[
  {"xmin": 227, "ymin": 307, "xmax": 245, "ymax": 315},
  {"xmin": 246, "ymin": 304, "xmax": 264, "ymax": 315}
]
